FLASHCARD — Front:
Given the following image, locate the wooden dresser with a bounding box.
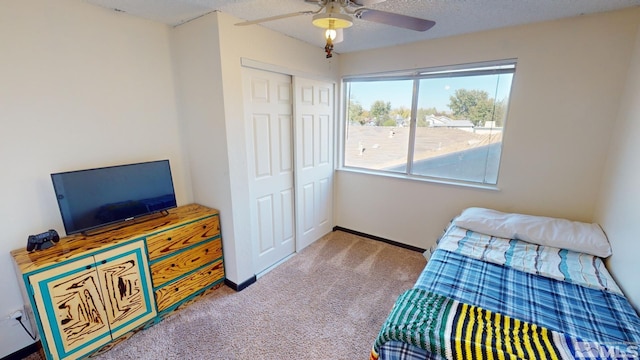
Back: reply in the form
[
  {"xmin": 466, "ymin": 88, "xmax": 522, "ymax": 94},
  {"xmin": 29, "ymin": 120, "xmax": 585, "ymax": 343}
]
[{"xmin": 11, "ymin": 204, "xmax": 224, "ymax": 360}]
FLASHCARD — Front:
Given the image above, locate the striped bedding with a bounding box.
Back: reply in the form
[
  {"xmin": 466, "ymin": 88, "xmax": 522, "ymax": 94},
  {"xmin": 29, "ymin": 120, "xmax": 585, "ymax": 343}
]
[
  {"xmin": 372, "ymin": 289, "xmax": 585, "ymax": 360},
  {"xmin": 373, "ymin": 227, "xmax": 640, "ymax": 360}
]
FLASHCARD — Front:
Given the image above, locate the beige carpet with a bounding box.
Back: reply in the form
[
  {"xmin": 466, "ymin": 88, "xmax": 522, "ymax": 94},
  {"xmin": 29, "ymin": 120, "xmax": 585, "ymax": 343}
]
[{"xmin": 27, "ymin": 230, "xmax": 427, "ymax": 360}]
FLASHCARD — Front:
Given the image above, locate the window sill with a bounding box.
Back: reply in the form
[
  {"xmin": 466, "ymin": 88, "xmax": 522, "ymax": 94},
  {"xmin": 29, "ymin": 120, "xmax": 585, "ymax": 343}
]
[{"xmin": 336, "ymin": 167, "xmax": 501, "ymax": 191}]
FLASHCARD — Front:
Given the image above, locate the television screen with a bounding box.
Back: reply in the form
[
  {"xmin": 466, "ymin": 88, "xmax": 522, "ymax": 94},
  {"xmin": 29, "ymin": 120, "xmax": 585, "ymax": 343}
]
[{"xmin": 51, "ymin": 160, "xmax": 177, "ymax": 235}]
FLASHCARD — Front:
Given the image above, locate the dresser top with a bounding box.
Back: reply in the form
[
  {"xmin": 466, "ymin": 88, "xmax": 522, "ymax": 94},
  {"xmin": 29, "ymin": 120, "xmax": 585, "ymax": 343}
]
[{"xmin": 11, "ymin": 204, "xmax": 218, "ymax": 274}]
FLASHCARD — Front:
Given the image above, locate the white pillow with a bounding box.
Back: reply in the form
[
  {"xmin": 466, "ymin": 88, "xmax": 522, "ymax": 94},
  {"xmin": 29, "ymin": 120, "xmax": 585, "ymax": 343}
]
[{"xmin": 452, "ymin": 207, "xmax": 612, "ymax": 258}]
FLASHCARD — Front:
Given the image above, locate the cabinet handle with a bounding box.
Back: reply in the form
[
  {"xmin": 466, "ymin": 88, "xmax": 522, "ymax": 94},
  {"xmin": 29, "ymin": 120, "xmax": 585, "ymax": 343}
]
[
  {"xmin": 171, "ymin": 264, "xmax": 176, "ymax": 267},
  {"xmin": 86, "ymin": 265, "xmax": 92, "ymax": 270},
  {"xmin": 101, "ymin": 260, "xmax": 107, "ymax": 265},
  {"xmin": 175, "ymin": 288, "xmax": 179, "ymax": 292},
  {"xmin": 203, "ymin": 225, "xmax": 207, "ymax": 229},
  {"xmin": 167, "ymin": 237, "xmax": 172, "ymax": 241},
  {"xmin": 205, "ymin": 249, "xmax": 209, "ymax": 253}
]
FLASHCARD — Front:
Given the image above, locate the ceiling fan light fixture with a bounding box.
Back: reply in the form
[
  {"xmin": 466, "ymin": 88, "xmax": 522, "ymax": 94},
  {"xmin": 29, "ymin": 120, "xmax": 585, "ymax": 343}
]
[
  {"xmin": 325, "ymin": 29, "xmax": 337, "ymax": 40},
  {"xmin": 312, "ymin": 13, "xmax": 353, "ymax": 29},
  {"xmin": 321, "ymin": 24, "xmax": 343, "ymax": 59}
]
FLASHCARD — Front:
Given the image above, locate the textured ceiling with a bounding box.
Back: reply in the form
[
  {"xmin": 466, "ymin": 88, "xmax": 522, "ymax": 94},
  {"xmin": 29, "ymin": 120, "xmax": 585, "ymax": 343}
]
[{"xmin": 84, "ymin": 0, "xmax": 640, "ymax": 54}]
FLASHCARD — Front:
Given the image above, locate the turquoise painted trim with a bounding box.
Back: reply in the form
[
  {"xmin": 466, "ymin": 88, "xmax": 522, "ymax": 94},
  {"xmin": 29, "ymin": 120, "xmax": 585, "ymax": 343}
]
[
  {"xmin": 23, "ymin": 238, "xmax": 147, "ymax": 359},
  {"xmin": 156, "ymin": 277, "xmax": 225, "ymax": 317},
  {"xmin": 22, "ymin": 236, "xmax": 146, "ymax": 277},
  {"xmin": 36, "ymin": 245, "xmax": 154, "ymax": 359},
  {"xmin": 25, "ymin": 273, "xmax": 53, "ymax": 360},
  {"xmin": 148, "ymin": 235, "xmax": 220, "ymax": 265},
  {"xmin": 143, "ymin": 213, "xmax": 218, "ymax": 239},
  {"xmin": 152, "ymin": 255, "xmax": 224, "ymax": 292}
]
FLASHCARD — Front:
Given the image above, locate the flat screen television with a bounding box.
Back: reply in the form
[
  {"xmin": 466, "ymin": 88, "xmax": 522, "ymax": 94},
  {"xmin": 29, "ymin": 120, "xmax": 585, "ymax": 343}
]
[{"xmin": 51, "ymin": 160, "xmax": 177, "ymax": 235}]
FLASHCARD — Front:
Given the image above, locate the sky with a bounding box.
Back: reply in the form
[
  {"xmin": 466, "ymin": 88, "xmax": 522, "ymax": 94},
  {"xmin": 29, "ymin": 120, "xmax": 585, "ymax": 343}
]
[{"xmin": 348, "ymin": 73, "xmax": 514, "ymax": 112}]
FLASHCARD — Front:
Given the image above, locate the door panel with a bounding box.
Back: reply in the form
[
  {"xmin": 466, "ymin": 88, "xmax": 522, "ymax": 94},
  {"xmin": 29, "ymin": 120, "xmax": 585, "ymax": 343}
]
[
  {"xmin": 319, "ymin": 176, "xmax": 330, "ymax": 226},
  {"xmin": 256, "ymin": 194, "xmax": 275, "ymax": 253},
  {"xmin": 244, "ymin": 68, "xmax": 296, "ymax": 274},
  {"xmin": 301, "ymin": 114, "xmax": 314, "ymax": 168},
  {"xmin": 280, "ymin": 189, "xmax": 295, "ymax": 241},
  {"xmin": 279, "ymin": 116, "xmax": 293, "ymax": 172},
  {"xmin": 319, "ymin": 115, "xmax": 330, "ymax": 165},
  {"xmin": 302, "ymin": 182, "xmax": 315, "ymax": 234},
  {"xmin": 253, "ymin": 115, "xmax": 272, "ymax": 178},
  {"xmin": 294, "ymin": 77, "xmax": 335, "ymax": 250}
]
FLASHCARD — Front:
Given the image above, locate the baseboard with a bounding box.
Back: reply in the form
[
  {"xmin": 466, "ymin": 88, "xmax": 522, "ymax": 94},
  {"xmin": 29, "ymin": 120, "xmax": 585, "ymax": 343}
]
[
  {"xmin": 1, "ymin": 341, "xmax": 40, "ymax": 360},
  {"xmin": 332, "ymin": 226, "xmax": 426, "ymax": 253},
  {"xmin": 224, "ymin": 276, "xmax": 257, "ymax": 292}
]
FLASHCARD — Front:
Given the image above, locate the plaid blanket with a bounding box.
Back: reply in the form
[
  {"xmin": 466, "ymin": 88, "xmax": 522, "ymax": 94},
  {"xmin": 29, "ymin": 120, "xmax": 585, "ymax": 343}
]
[
  {"xmin": 371, "ymin": 289, "xmax": 578, "ymax": 360},
  {"xmin": 375, "ymin": 250, "xmax": 640, "ymax": 360},
  {"xmin": 416, "ymin": 250, "xmax": 640, "ymax": 344}
]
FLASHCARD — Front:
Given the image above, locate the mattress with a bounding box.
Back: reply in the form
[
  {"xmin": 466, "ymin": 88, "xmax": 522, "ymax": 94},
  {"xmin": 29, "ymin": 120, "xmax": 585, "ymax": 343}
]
[{"xmin": 372, "ymin": 225, "xmax": 640, "ymax": 360}]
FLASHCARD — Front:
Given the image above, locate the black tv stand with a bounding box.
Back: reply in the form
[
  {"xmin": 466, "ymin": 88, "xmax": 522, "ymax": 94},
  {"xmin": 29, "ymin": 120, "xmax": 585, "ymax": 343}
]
[{"xmin": 81, "ymin": 210, "xmax": 170, "ymax": 236}]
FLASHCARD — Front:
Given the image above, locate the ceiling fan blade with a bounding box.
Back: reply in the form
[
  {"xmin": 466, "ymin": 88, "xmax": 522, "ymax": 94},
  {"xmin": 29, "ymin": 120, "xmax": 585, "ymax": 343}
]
[
  {"xmin": 351, "ymin": 0, "xmax": 387, "ymax": 6},
  {"xmin": 355, "ymin": 9, "xmax": 435, "ymax": 31},
  {"xmin": 235, "ymin": 11, "xmax": 315, "ymax": 26}
]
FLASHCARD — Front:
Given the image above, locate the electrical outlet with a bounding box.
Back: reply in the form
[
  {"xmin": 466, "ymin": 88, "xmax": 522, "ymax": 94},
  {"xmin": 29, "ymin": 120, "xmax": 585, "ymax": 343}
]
[{"xmin": 10, "ymin": 310, "xmax": 23, "ymax": 320}]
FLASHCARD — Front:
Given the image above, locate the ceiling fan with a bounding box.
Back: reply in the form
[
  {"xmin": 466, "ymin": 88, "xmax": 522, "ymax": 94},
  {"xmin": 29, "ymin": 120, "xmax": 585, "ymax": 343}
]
[{"xmin": 236, "ymin": 0, "xmax": 436, "ymax": 58}]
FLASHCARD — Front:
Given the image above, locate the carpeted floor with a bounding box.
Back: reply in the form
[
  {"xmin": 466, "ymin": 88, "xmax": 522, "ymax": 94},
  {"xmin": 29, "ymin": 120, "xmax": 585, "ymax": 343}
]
[{"xmin": 25, "ymin": 230, "xmax": 426, "ymax": 360}]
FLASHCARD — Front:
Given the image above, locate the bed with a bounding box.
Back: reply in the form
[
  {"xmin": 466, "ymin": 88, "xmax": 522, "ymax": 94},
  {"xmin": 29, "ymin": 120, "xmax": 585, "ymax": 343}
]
[{"xmin": 371, "ymin": 207, "xmax": 640, "ymax": 360}]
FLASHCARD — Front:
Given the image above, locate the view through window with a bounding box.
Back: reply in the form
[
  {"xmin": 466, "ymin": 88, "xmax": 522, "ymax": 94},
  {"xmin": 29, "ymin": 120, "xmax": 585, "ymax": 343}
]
[{"xmin": 343, "ymin": 61, "xmax": 515, "ymax": 185}]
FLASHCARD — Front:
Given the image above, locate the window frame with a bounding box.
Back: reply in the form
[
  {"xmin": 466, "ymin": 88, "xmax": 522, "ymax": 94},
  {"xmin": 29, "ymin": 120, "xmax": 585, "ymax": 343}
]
[{"xmin": 339, "ymin": 59, "xmax": 517, "ymax": 188}]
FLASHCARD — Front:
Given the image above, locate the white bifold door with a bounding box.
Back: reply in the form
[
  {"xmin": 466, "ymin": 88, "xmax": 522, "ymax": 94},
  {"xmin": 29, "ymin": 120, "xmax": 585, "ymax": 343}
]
[
  {"xmin": 293, "ymin": 77, "xmax": 334, "ymax": 251},
  {"xmin": 243, "ymin": 67, "xmax": 334, "ymax": 275}
]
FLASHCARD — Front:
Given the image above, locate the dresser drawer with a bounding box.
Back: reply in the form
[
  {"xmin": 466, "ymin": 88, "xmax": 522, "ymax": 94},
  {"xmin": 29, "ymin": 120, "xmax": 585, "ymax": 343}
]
[
  {"xmin": 146, "ymin": 216, "xmax": 220, "ymax": 261},
  {"xmin": 150, "ymin": 238, "xmax": 222, "ymax": 288},
  {"xmin": 155, "ymin": 259, "xmax": 225, "ymax": 312}
]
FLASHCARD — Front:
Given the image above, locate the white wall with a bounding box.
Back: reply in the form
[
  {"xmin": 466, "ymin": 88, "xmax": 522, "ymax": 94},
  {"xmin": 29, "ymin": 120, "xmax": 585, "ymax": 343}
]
[
  {"xmin": 171, "ymin": 11, "xmax": 340, "ymax": 286},
  {"xmin": 595, "ymin": 22, "xmax": 640, "ymax": 312},
  {"xmin": 335, "ymin": 9, "xmax": 640, "ymax": 253},
  {"xmin": 0, "ymin": 1, "xmax": 189, "ymax": 356},
  {"xmin": 170, "ymin": 13, "xmax": 241, "ymax": 282},
  {"xmin": 2, "ymin": 2, "xmax": 638, "ymax": 356}
]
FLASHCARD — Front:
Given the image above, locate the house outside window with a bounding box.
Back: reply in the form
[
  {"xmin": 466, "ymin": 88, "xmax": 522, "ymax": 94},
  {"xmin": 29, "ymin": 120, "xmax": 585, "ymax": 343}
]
[{"xmin": 342, "ymin": 60, "xmax": 516, "ymax": 186}]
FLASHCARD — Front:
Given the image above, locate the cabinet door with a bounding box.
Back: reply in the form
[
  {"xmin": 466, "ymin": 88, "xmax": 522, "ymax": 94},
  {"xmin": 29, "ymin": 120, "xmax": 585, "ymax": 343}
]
[
  {"xmin": 29, "ymin": 240, "xmax": 156, "ymax": 360},
  {"xmin": 30, "ymin": 256, "xmax": 112, "ymax": 360},
  {"xmin": 94, "ymin": 240, "xmax": 157, "ymax": 340}
]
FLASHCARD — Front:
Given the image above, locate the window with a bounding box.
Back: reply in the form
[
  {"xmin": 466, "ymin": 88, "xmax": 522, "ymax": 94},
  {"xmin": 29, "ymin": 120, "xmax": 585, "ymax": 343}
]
[{"xmin": 343, "ymin": 60, "xmax": 515, "ymax": 185}]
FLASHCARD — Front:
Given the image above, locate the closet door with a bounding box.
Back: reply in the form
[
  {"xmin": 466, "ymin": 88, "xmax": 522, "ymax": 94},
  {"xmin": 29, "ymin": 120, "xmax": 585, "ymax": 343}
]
[
  {"xmin": 243, "ymin": 67, "xmax": 296, "ymax": 274},
  {"xmin": 294, "ymin": 77, "xmax": 334, "ymax": 251}
]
